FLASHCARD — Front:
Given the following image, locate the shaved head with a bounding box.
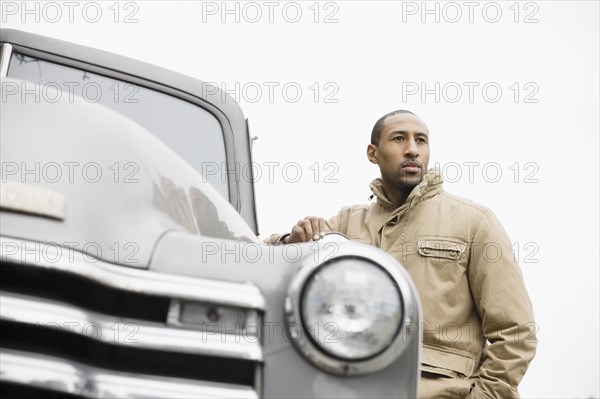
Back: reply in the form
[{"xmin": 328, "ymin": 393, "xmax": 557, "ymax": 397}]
[{"xmin": 371, "ymin": 110, "xmax": 418, "ymax": 145}]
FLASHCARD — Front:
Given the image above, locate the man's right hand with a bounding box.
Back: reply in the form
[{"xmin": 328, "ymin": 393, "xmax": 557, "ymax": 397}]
[{"xmin": 284, "ymin": 216, "xmax": 330, "ymax": 244}]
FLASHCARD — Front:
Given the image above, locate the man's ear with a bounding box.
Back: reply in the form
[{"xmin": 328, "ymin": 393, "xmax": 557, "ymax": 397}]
[{"xmin": 367, "ymin": 144, "xmax": 378, "ymax": 164}]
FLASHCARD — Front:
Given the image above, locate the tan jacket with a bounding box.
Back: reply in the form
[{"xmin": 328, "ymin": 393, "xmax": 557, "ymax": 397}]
[{"xmin": 266, "ymin": 169, "xmax": 536, "ymax": 399}]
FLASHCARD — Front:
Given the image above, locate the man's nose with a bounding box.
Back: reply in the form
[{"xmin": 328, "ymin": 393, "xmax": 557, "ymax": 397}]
[{"xmin": 404, "ymin": 138, "xmax": 419, "ymax": 158}]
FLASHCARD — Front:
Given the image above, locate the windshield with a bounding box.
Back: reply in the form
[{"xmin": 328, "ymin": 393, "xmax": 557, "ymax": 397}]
[{"xmin": 7, "ymin": 53, "xmax": 230, "ymax": 200}]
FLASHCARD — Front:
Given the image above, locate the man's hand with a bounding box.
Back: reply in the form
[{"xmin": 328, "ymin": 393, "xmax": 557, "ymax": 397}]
[{"xmin": 284, "ymin": 216, "xmax": 330, "ymax": 244}]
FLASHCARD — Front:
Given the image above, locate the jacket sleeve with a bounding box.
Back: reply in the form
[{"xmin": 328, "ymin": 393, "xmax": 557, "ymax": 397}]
[
  {"xmin": 262, "ymin": 210, "xmax": 344, "ymax": 245},
  {"xmin": 262, "ymin": 233, "xmax": 285, "ymax": 245},
  {"xmin": 466, "ymin": 210, "xmax": 537, "ymax": 399},
  {"xmin": 326, "ymin": 208, "xmax": 343, "ymax": 232}
]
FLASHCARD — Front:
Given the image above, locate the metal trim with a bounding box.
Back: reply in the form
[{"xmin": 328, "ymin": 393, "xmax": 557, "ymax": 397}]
[
  {"xmin": 166, "ymin": 299, "xmax": 261, "ymax": 335},
  {"xmin": 285, "ymin": 238, "xmax": 419, "ymax": 376},
  {"xmin": 1, "ymin": 291, "xmax": 263, "ymax": 362},
  {"xmin": 245, "ymin": 118, "xmax": 260, "ymax": 236},
  {"xmin": 0, "ymin": 180, "xmax": 66, "ymax": 220},
  {"xmin": 0, "ymin": 348, "xmax": 259, "ymax": 399},
  {"xmin": 0, "ymin": 43, "xmax": 12, "ymax": 77},
  {"xmin": 0, "ymin": 236, "xmax": 265, "ymax": 311}
]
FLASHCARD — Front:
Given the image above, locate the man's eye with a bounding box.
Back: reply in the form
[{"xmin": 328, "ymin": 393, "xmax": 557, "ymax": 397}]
[{"xmin": 394, "ymin": 136, "xmax": 404, "ymax": 141}]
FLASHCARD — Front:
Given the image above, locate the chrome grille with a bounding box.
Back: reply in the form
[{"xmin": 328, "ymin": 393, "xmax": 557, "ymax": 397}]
[{"xmin": 0, "ymin": 236, "xmax": 265, "ymax": 398}]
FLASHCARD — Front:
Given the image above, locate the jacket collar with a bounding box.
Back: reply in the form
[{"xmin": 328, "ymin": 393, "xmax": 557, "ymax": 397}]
[{"xmin": 369, "ymin": 168, "xmax": 444, "ymax": 212}]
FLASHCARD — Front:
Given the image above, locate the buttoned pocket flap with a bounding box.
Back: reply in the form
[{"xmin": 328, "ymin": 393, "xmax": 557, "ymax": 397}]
[
  {"xmin": 418, "ymin": 239, "xmax": 466, "ymax": 260},
  {"xmin": 421, "ymin": 345, "xmax": 478, "ymax": 378}
]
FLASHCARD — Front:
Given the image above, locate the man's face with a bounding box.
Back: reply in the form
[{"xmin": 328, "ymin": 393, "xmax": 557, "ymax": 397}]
[{"xmin": 368, "ymin": 113, "xmax": 430, "ymax": 191}]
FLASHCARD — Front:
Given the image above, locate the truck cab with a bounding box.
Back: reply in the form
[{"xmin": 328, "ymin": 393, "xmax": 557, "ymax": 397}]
[{"xmin": 0, "ymin": 29, "xmax": 421, "ymax": 398}]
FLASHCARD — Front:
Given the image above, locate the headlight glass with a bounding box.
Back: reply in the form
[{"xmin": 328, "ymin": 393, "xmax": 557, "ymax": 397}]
[{"xmin": 300, "ymin": 258, "xmax": 402, "ymax": 360}]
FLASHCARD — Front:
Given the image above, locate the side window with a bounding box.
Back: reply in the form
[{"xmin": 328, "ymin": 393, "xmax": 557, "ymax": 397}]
[{"xmin": 6, "ymin": 54, "xmax": 229, "ymax": 200}]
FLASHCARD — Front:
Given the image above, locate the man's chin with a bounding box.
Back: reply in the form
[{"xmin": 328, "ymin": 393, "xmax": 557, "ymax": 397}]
[{"xmin": 398, "ymin": 173, "xmax": 424, "ymax": 188}]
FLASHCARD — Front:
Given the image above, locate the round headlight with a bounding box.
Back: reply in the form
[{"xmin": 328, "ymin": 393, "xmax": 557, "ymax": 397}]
[
  {"xmin": 285, "ymin": 241, "xmax": 418, "ymax": 376},
  {"xmin": 301, "ymin": 258, "xmax": 402, "ymax": 360}
]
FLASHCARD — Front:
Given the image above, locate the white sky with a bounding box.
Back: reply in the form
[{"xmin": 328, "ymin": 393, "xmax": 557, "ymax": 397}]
[{"xmin": 2, "ymin": 1, "xmax": 599, "ymax": 397}]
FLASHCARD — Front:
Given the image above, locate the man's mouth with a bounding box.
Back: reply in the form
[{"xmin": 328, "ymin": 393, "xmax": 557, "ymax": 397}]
[{"xmin": 401, "ymin": 161, "xmax": 421, "ymax": 174}]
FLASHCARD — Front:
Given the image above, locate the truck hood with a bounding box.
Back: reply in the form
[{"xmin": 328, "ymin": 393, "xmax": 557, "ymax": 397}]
[{"xmin": 0, "ymin": 78, "xmax": 257, "ymax": 268}]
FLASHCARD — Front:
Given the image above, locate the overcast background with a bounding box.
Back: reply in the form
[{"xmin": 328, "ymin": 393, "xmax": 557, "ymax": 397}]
[{"xmin": 2, "ymin": 1, "xmax": 599, "ymax": 397}]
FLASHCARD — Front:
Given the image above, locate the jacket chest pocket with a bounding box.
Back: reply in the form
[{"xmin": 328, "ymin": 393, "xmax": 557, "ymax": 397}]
[{"xmin": 417, "ymin": 238, "xmax": 467, "ymax": 261}]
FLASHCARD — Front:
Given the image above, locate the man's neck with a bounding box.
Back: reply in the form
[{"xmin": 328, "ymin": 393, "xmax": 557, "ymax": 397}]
[{"xmin": 381, "ymin": 183, "xmax": 411, "ymax": 207}]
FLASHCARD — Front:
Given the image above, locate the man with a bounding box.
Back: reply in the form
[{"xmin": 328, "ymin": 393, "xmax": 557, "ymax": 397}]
[{"xmin": 264, "ymin": 110, "xmax": 537, "ymax": 399}]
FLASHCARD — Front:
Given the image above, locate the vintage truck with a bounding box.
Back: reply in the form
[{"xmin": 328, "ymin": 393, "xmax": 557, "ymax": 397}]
[{"xmin": 0, "ymin": 29, "xmax": 421, "ymax": 398}]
